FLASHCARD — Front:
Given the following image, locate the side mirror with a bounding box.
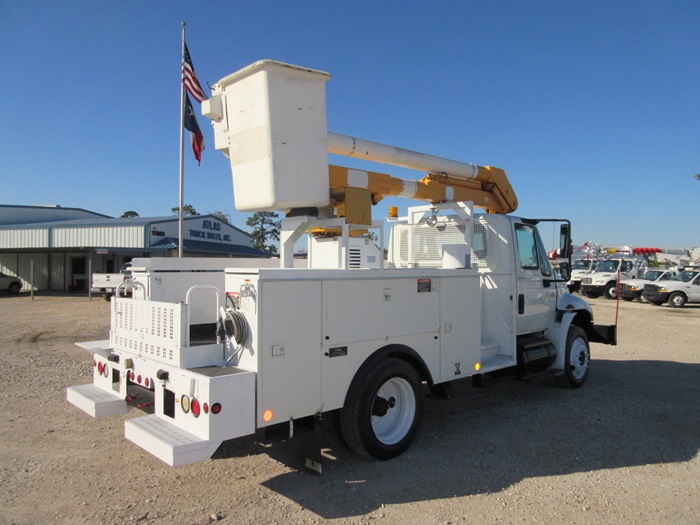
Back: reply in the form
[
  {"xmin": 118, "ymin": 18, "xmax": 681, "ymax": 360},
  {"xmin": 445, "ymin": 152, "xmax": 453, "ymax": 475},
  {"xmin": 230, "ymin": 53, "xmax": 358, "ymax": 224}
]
[
  {"xmin": 559, "ymin": 261, "xmax": 571, "ymax": 281},
  {"xmin": 559, "ymin": 223, "xmax": 571, "ymax": 259}
]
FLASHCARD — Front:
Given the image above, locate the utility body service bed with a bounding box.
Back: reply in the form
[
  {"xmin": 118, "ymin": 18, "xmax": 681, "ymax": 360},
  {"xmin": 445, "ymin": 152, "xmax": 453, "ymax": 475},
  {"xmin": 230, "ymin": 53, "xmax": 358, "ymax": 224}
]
[{"xmin": 67, "ymin": 60, "xmax": 615, "ymax": 469}]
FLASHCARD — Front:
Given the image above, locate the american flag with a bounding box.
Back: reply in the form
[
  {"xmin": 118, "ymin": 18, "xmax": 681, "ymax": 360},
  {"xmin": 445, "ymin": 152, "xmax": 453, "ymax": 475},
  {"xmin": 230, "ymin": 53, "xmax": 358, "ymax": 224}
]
[
  {"xmin": 184, "ymin": 93, "xmax": 205, "ymax": 164},
  {"xmin": 182, "ymin": 42, "xmax": 207, "ymax": 103}
]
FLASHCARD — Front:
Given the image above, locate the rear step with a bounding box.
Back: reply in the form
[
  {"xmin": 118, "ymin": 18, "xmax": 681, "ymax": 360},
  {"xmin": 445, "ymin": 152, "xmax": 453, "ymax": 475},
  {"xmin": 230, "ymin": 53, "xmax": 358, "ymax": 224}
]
[
  {"xmin": 125, "ymin": 415, "xmax": 221, "ymax": 467},
  {"xmin": 67, "ymin": 384, "xmax": 129, "ymax": 418}
]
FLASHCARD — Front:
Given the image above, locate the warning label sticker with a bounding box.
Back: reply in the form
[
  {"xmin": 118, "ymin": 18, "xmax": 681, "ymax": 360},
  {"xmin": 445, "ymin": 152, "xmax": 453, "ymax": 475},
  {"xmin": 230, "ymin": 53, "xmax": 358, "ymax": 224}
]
[{"xmin": 417, "ymin": 278, "xmax": 432, "ymax": 293}]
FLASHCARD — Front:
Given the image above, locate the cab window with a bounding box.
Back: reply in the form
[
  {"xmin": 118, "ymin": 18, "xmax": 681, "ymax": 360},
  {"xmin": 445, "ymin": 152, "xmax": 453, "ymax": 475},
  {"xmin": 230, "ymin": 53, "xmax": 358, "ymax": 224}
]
[{"xmin": 515, "ymin": 224, "xmax": 553, "ymax": 277}]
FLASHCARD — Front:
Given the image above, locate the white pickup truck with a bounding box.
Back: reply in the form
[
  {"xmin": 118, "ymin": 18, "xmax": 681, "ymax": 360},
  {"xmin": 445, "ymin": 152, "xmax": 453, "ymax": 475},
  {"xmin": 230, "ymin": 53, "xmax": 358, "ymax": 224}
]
[
  {"xmin": 619, "ymin": 269, "xmax": 678, "ymax": 302},
  {"xmin": 642, "ymin": 269, "xmax": 700, "ymax": 307},
  {"xmin": 91, "ymin": 262, "xmax": 133, "ymax": 300}
]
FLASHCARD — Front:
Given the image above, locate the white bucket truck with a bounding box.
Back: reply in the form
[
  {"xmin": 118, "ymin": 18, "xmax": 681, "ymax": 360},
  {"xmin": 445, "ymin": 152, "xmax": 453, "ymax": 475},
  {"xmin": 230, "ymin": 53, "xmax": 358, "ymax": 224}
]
[{"xmin": 67, "ymin": 61, "xmax": 616, "ymax": 469}]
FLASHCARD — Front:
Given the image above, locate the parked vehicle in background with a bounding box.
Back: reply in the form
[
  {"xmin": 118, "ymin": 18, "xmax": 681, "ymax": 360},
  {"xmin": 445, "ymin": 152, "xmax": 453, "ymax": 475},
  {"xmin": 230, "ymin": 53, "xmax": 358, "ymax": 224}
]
[
  {"xmin": 567, "ymin": 258, "xmax": 601, "ymax": 293},
  {"xmin": 91, "ymin": 262, "xmax": 133, "ymax": 300},
  {"xmin": 642, "ymin": 269, "xmax": 700, "ymax": 308},
  {"xmin": 0, "ymin": 272, "xmax": 22, "ymax": 295},
  {"xmin": 580, "ymin": 258, "xmax": 644, "ymax": 299},
  {"xmin": 619, "ymin": 269, "xmax": 678, "ymax": 302}
]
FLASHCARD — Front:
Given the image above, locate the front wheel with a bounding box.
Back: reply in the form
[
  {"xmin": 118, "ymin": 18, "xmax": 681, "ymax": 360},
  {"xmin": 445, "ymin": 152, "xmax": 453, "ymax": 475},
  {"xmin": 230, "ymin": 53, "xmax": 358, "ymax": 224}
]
[
  {"xmin": 563, "ymin": 326, "xmax": 590, "ymax": 388},
  {"xmin": 340, "ymin": 358, "xmax": 424, "ymax": 460},
  {"xmin": 604, "ymin": 282, "xmax": 618, "ymax": 300},
  {"xmin": 669, "ymin": 292, "xmax": 687, "ymax": 308},
  {"xmin": 8, "ymin": 282, "xmax": 21, "ymax": 295}
]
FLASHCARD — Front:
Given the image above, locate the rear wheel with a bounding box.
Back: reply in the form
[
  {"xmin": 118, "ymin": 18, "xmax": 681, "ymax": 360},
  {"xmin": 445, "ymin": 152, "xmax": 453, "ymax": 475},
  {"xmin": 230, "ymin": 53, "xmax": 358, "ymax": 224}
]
[
  {"xmin": 563, "ymin": 326, "xmax": 590, "ymax": 388},
  {"xmin": 8, "ymin": 282, "xmax": 21, "ymax": 295},
  {"xmin": 340, "ymin": 358, "xmax": 423, "ymax": 460},
  {"xmin": 669, "ymin": 292, "xmax": 687, "ymax": 308}
]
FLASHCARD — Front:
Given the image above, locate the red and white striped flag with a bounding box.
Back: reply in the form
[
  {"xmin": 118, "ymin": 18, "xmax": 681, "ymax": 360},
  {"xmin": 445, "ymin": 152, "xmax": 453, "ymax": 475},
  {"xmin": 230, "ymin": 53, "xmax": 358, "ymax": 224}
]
[{"xmin": 182, "ymin": 41, "xmax": 207, "ymax": 103}]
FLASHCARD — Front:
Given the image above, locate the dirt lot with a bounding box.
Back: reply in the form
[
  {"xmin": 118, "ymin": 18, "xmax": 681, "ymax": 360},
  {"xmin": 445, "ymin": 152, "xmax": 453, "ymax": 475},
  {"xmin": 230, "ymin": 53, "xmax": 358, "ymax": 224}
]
[{"xmin": 0, "ymin": 293, "xmax": 698, "ymax": 525}]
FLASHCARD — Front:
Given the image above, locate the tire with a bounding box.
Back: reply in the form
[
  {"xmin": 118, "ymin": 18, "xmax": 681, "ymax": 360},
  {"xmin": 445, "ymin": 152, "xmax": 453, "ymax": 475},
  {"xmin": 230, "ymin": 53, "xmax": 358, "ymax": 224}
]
[
  {"xmin": 583, "ymin": 292, "xmax": 600, "ymax": 299},
  {"xmin": 669, "ymin": 292, "xmax": 687, "ymax": 308},
  {"xmin": 340, "ymin": 358, "xmax": 424, "ymax": 460},
  {"xmin": 8, "ymin": 282, "xmax": 21, "ymax": 295},
  {"xmin": 563, "ymin": 326, "xmax": 590, "ymax": 388},
  {"xmin": 603, "ymin": 282, "xmax": 618, "ymax": 300},
  {"xmin": 638, "ymin": 294, "xmax": 648, "ymax": 304},
  {"xmin": 622, "ymin": 296, "xmax": 634, "ymax": 302},
  {"xmin": 102, "ymin": 293, "xmax": 114, "ymax": 301},
  {"xmin": 649, "ymin": 299, "xmax": 664, "ymax": 306}
]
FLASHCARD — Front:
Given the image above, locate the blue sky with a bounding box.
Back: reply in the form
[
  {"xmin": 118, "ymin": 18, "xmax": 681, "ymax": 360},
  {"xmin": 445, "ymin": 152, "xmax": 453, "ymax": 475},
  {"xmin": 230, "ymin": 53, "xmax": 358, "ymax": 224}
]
[{"xmin": 2, "ymin": 1, "xmax": 698, "ymax": 250}]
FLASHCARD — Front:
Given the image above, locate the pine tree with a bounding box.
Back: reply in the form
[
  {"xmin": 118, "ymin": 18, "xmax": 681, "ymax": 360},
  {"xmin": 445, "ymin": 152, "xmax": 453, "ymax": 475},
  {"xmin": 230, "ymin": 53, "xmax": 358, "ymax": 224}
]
[{"xmin": 246, "ymin": 212, "xmax": 281, "ymax": 253}]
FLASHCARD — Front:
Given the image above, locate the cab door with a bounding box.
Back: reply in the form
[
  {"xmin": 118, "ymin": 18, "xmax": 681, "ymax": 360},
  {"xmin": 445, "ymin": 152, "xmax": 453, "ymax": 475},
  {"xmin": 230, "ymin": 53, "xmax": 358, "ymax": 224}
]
[
  {"xmin": 688, "ymin": 274, "xmax": 700, "ymax": 302},
  {"xmin": 514, "ymin": 222, "xmax": 557, "ymax": 335}
]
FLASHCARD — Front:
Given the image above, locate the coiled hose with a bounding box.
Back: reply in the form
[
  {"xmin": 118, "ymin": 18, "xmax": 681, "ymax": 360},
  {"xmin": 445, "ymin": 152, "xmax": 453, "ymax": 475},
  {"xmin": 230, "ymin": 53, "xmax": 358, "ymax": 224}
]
[{"xmin": 223, "ymin": 309, "xmax": 248, "ymax": 365}]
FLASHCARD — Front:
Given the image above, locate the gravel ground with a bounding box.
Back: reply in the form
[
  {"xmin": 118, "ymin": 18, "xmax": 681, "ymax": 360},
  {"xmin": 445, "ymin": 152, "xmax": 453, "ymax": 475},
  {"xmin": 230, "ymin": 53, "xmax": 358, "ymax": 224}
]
[{"xmin": 0, "ymin": 292, "xmax": 698, "ymax": 525}]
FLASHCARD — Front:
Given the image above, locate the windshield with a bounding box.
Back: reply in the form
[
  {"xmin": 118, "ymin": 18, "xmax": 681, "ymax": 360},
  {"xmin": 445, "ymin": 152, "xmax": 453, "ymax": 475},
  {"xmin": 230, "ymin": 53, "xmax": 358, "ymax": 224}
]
[
  {"xmin": 598, "ymin": 260, "xmax": 619, "ymax": 272},
  {"xmin": 642, "ymin": 270, "xmax": 663, "ymax": 281},
  {"xmin": 572, "ymin": 260, "xmax": 591, "ymax": 270},
  {"xmin": 672, "ymin": 270, "xmax": 699, "ymax": 283}
]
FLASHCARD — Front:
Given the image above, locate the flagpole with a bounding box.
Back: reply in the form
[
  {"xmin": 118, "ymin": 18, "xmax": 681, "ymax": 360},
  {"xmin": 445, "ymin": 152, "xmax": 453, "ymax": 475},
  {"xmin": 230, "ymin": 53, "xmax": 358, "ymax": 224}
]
[{"xmin": 178, "ymin": 22, "xmax": 186, "ymax": 258}]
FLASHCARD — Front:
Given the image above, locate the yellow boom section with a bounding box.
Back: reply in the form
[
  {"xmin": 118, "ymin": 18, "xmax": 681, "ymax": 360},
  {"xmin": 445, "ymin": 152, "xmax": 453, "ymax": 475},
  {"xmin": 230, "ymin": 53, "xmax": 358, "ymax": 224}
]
[{"xmin": 328, "ymin": 164, "xmax": 517, "ymax": 224}]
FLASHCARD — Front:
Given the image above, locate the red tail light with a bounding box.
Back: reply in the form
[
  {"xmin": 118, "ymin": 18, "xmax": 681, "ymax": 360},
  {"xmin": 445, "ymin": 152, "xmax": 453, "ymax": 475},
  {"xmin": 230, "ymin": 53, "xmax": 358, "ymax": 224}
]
[
  {"xmin": 211, "ymin": 403, "xmax": 222, "ymax": 414},
  {"xmin": 191, "ymin": 398, "xmax": 201, "ymax": 418}
]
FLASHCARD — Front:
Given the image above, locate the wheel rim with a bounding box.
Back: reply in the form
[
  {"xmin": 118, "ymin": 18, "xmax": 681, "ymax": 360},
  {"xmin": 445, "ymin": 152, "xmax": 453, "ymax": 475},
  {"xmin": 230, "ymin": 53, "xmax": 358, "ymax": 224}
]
[
  {"xmin": 569, "ymin": 337, "xmax": 589, "ymax": 380},
  {"xmin": 671, "ymin": 294, "xmax": 684, "ymax": 307},
  {"xmin": 371, "ymin": 377, "xmax": 416, "ymax": 445}
]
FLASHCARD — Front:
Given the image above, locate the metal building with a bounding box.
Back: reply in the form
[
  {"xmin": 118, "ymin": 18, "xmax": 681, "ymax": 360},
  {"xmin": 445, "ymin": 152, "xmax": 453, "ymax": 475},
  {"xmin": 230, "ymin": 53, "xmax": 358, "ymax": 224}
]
[{"xmin": 0, "ymin": 205, "xmax": 268, "ymax": 292}]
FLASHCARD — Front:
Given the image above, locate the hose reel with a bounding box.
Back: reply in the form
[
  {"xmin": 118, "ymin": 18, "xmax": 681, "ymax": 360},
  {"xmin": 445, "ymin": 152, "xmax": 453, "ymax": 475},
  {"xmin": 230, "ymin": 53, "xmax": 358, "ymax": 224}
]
[
  {"xmin": 219, "ymin": 305, "xmax": 248, "ymax": 366},
  {"xmin": 224, "ymin": 309, "xmax": 248, "ymax": 346}
]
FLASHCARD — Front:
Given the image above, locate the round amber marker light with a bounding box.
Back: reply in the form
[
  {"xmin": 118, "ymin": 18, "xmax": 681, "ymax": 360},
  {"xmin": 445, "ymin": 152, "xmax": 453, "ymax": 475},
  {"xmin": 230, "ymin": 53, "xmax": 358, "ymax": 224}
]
[
  {"xmin": 475, "ymin": 363, "xmax": 481, "ymax": 371},
  {"xmin": 262, "ymin": 409, "xmax": 273, "ymax": 422}
]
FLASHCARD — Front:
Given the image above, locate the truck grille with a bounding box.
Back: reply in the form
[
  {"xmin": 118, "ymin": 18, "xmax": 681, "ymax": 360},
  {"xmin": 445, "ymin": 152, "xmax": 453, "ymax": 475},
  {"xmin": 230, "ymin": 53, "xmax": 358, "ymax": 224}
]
[{"xmin": 582, "ymin": 277, "xmax": 592, "ymax": 284}]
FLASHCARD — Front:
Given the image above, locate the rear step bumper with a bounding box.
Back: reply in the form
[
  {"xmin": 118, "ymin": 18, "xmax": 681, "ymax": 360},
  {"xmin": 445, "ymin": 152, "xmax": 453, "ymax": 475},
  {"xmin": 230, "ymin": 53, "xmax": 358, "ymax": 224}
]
[
  {"xmin": 66, "ymin": 384, "xmax": 129, "ymax": 418},
  {"xmin": 125, "ymin": 415, "xmax": 221, "ymax": 466}
]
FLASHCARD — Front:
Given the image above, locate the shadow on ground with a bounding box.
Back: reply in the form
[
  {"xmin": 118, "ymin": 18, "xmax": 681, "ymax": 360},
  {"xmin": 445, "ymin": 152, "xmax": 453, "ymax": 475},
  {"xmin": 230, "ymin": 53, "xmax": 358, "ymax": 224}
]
[{"xmin": 213, "ymin": 358, "xmax": 700, "ymax": 519}]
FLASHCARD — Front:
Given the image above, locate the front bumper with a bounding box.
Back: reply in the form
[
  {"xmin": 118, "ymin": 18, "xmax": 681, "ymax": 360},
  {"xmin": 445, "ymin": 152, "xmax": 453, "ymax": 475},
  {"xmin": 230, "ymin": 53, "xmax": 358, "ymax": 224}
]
[
  {"xmin": 581, "ymin": 284, "xmax": 606, "ymax": 295},
  {"xmin": 642, "ymin": 290, "xmax": 669, "ymax": 303},
  {"xmin": 619, "ymin": 287, "xmax": 641, "ymax": 300}
]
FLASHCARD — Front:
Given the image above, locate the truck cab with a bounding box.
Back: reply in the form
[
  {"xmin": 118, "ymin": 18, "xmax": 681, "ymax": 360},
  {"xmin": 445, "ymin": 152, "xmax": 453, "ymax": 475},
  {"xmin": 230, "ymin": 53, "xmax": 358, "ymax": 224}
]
[
  {"xmin": 567, "ymin": 258, "xmax": 600, "ymax": 293},
  {"xmin": 580, "ymin": 258, "xmax": 644, "ymax": 299}
]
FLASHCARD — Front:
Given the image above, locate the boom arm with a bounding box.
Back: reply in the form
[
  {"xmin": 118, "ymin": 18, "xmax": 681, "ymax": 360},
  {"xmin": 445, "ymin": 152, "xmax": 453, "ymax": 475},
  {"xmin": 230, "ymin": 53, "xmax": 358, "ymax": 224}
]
[{"xmin": 328, "ymin": 132, "xmax": 517, "ymax": 214}]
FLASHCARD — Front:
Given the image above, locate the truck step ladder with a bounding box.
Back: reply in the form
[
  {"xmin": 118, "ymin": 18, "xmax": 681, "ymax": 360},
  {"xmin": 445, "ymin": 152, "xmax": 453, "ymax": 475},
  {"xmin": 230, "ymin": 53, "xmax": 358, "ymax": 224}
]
[
  {"xmin": 125, "ymin": 415, "xmax": 221, "ymax": 467},
  {"xmin": 66, "ymin": 384, "xmax": 129, "ymax": 418}
]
